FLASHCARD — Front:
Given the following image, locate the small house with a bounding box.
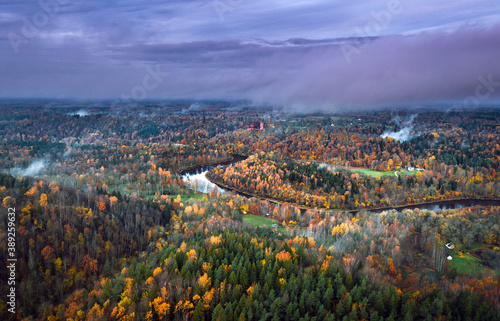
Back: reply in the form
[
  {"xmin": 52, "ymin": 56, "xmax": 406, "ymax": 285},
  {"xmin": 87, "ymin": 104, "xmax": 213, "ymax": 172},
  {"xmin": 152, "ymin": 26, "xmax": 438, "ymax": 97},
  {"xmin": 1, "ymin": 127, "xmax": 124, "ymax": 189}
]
[
  {"xmin": 446, "ymin": 252, "xmax": 452, "ymax": 261},
  {"xmin": 408, "ymin": 167, "xmax": 415, "ymax": 172},
  {"xmin": 445, "ymin": 242, "xmax": 455, "ymax": 250}
]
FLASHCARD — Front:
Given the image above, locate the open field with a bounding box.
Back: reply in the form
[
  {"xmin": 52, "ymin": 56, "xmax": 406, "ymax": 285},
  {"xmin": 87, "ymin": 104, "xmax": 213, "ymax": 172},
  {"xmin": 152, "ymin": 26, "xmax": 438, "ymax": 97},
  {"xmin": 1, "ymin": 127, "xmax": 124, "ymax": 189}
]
[
  {"xmin": 450, "ymin": 253, "xmax": 484, "ymax": 274},
  {"xmin": 449, "ymin": 243, "xmax": 500, "ymax": 276},
  {"xmin": 144, "ymin": 192, "xmax": 205, "ymax": 202},
  {"xmin": 349, "ymin": 168, "xmax": 419, "ymax": 178},
  {"xmin": 350, "ymin": 168, "xmax": 396, "ymax": 177},
  {"xmin": 243, "ymin": 214, "xmax": 285, "ymax": 232},
  {"xmin": 467, "ymin": 243, "xmax": 490, "ymax": 251},
  {"xmin": 179, "ymin": 193, "xmax": 205, "ymax": 201},
  {"xmin": 397, "ymin": 169, "xmax": 420, "ymax": 177}
]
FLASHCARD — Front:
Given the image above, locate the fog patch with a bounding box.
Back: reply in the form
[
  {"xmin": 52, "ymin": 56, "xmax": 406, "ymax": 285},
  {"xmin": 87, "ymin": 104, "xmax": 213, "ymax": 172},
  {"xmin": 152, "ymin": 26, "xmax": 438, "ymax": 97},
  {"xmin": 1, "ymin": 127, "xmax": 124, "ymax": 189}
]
[
  {"xmin": 68, "ymin": 109, "xmax": 90, "ymax": 117},
  {"xmin": 181, "ymin": 103, "xmax": 205, "ymax": 114},
  {"xmin": 63, "ymin": 149, "xmax": 72, "ymax": 158},
  {"xmin": 381, "ymin": 127, "xmax": 414, "ymax": 142},
  {"xmin": 10, "ymin": 159, "xmax": 49, "ymax": 177},
  {"xmin": 381, "ymin": 114, "xmax": 418, "ymax": 142}
]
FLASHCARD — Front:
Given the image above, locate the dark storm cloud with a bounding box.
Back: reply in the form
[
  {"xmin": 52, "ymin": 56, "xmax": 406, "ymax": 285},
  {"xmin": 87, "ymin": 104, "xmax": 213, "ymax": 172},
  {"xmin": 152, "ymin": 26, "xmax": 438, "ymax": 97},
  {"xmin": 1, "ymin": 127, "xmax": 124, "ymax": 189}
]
[{"xmin": 0, "ymin": 0, "xmax": 499, "ymax": 110}]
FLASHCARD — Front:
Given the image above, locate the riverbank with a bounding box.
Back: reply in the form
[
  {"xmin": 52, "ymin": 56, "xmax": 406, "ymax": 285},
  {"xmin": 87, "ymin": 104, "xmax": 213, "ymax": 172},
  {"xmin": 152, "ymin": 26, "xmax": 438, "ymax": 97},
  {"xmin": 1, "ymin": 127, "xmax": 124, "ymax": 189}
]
[
  {"xmin": 349, "ymin": 197, "xmax": 500, "ymax": 214},
  {"xmin": 205, "ymin": 172, "xmax": 309, "ymax": 209},
  {"xmin": 177, "ymin": 156, "xmax": 235, "ymax": 175},
  {"xmin": 206, "ymin": 173, "xmax": 500, "ymax": 214},
  {"xmin": 182, "ymin": 156, "xmax": 500, "ymax": 215}
]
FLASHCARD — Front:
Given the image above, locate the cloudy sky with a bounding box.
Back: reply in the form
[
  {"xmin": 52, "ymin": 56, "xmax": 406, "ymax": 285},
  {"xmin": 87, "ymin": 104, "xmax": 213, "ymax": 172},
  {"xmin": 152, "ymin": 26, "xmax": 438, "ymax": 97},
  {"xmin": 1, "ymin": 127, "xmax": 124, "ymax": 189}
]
[{"xmin": 1, "ymin": 0, "xmax": 500, "ymax": 110}]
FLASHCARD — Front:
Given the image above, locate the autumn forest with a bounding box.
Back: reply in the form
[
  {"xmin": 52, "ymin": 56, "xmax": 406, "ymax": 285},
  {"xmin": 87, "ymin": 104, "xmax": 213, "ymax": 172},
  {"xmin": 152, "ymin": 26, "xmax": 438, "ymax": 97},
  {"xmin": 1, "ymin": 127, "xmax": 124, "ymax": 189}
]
[{"xmin": 0, "ymin": 102, "xmax": 499, "ymax": 321}]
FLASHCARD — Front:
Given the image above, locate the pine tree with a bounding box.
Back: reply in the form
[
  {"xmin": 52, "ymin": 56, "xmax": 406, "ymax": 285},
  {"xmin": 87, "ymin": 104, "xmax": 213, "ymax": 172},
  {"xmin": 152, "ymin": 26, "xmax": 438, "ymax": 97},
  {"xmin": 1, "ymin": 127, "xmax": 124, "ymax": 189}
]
[
  {"xmin": 370, "ymin": 311, "xmax": 380, "ymax": 321},
  {"xmin": 240, "ymin": 267, "xmax": 249, "ymax": 289},
  {"xmin": 323, "ymin": 286, "xmax": 334, "ymax": 311},
  {"xmin": 336, "ymin": 294, "xmax": 352, "ymax": 318},
  {"xmin": 349, "ymin": 306, "xmax": 359, "ymax": 321},
  {"xmin": 192, "ymin": 300, "xmax": 205, "ymax": 321},
  {"xmin": 324, "ymin": 312, "xmax": 336, "ymax": 321},
  {"xmin": 374, "ymin": 293, "xmax": 384, "ymax": 315},
  {"xmin": 101, "ymin": 279, "xmax": 113, "ymax": 302},
  {"xmin": 103, "ymin": 259, "xmax": 113, "ymax": 278},
  {"xmin": 346, "ymin": 273, "xmax": 353, "ymax": 290}
]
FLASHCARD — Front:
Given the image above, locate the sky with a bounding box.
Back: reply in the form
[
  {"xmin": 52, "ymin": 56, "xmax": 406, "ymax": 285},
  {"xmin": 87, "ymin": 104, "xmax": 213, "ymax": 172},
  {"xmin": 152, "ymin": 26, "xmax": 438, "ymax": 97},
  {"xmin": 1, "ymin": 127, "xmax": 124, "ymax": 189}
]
[{"xmin": 1, "ymin": 0, "xmax": 500, "ymax": 111}]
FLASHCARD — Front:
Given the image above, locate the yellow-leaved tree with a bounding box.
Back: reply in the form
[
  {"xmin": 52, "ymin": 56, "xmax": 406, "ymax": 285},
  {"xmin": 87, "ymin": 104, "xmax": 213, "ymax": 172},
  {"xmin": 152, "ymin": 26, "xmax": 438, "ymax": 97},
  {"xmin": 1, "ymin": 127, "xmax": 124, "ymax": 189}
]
[{"xmin": 40, "ymin": 193, "xmax": 48, "ymax": 208}]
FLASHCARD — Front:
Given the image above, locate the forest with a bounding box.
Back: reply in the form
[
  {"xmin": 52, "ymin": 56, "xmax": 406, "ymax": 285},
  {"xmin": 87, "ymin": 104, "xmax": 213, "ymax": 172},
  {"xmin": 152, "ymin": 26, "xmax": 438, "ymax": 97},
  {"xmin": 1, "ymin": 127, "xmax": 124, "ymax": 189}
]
[{"xmin": 0, "ymin": 102, "xmax": 499, "ymax": 320}]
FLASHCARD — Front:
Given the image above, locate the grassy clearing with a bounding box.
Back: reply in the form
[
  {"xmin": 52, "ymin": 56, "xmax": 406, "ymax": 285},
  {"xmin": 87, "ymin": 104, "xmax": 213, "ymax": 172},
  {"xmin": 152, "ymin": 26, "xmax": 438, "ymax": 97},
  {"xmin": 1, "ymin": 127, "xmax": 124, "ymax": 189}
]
[
  {"xmin": 349, "ymin": 168, "xmax": 419, "ymax": 178},
  {"xmin": 243, "ymin": 215, "xmax": 285, "ymax": 232},
  {"xmin": 449, "ymin": 254, "xmax": 484, "ymax": 274},
  {"xmin": 467, "ymin": 243, "xmax": 490, "ymax": 251},
  {"xmin": 243, "ymin": 214, "xmax": 277, "ymax": 227},
  {"xmin": 329, "ymin": 117, "xmax": 348, "ymax": 121},
  {"xmin": 143, "ymin": 193, "xmax": 205, "ymax": 202},
  {"xmin": 179, "ymin": 193, "xmax": 205, "ymax": 201},
  {"xmin": 350, "ymin": 168, "xmax": 395, "ymax": 177},
  {"xmin": 448, "ymin": 244, "xmax": 500, "ymax": 275},
  {"xmin": 397, "ymin": 169, "xmax": 419, "ymax": 177}
]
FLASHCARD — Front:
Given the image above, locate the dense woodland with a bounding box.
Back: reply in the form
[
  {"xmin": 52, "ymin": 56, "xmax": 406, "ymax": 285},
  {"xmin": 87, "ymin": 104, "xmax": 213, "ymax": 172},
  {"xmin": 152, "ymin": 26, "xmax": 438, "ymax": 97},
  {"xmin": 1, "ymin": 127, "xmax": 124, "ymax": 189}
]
[{"xmin": 0, "ymin": 102, "xmax": 499, "ymax": 320}]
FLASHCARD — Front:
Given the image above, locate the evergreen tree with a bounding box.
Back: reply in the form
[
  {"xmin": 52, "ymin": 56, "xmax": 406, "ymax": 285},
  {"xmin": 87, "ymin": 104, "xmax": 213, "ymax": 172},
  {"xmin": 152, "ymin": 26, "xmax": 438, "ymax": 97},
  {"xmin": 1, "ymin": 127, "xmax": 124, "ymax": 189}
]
[
  {"xmin": 323, "ymin": 286, "xmax": 334, "ymax": 311},
  {"xmin": 336, "ymin": 294, "xmax": 352, "ymax": 319},
  {"xmin": 193, "ymin": 300, "xmax": 205, "ymax": 321}
]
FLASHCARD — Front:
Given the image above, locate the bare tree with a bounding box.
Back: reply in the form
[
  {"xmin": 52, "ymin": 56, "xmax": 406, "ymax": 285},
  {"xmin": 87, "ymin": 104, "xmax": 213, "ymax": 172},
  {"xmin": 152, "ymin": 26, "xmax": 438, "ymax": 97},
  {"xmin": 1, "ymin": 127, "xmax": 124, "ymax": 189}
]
[{"xmin": 432, "ymin": 245, "xmax": 446, "ymax": 273}]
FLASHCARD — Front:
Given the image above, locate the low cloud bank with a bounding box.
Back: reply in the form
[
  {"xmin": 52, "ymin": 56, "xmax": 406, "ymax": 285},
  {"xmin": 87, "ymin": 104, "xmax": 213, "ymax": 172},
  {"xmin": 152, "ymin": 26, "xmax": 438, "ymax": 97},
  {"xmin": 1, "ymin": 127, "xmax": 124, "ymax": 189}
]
[
  {"xmin": 2, "ymin": 23, "xmax": 500, "ymax": 111},
  {"xmin": 10, "ymin": 159, "xmax": 48, "ymax": 177}
]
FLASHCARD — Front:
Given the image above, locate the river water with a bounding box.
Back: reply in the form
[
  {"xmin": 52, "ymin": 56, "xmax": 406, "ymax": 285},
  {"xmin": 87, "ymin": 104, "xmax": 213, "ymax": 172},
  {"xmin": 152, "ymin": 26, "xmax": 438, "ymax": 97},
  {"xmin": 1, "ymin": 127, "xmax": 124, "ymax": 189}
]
[
  {"xmin": 181, "ymin": 165, "xmax": 226, "ymax": 194},
  {"xmin": 355, "ymin": 199, "xmax": 500, "ymax": 215},
  {"xmin": 180, "ymin": 155, "xmax": 248, "ymax": 194}
]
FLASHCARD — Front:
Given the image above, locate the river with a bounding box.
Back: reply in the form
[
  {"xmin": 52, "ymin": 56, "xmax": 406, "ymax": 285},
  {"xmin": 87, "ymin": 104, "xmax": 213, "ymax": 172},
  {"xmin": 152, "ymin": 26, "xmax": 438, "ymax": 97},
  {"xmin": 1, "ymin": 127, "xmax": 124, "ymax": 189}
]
[
  {"xmin": 181, "ymin": 156, "xmax": 500, "ymax": 213},
  {"xmin": 353, "ymin": 199, "xmax": 500, "ymax": 215},
  {"xmin": 180, "ymin": 154, "xmax": 248, "ymax": 194}
]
